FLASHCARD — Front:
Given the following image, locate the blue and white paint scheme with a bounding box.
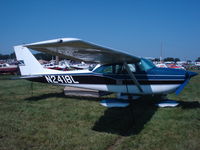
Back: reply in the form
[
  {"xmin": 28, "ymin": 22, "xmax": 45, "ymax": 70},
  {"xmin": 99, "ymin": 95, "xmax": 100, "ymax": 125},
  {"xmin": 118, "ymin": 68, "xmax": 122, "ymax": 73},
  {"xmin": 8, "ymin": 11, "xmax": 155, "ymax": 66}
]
[{"xmin": 14, "ymin": 38, "xmax": 198, "ymax": 107}]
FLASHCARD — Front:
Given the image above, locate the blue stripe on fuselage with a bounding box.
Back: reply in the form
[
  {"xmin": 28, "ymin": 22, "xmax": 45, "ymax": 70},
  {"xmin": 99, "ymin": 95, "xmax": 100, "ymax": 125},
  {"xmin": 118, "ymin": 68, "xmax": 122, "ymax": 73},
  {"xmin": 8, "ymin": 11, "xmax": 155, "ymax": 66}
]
[{"xmin": 37, "ymin": 67, "xmax": 186, "ymax": 81}]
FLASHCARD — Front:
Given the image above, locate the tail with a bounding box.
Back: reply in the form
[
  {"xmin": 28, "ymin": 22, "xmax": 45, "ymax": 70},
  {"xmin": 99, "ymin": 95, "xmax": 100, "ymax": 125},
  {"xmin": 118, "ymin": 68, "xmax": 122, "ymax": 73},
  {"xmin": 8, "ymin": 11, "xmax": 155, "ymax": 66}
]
[{"xmin": 14, "ymin": 45, "xmax": 61, "ymax": 75}]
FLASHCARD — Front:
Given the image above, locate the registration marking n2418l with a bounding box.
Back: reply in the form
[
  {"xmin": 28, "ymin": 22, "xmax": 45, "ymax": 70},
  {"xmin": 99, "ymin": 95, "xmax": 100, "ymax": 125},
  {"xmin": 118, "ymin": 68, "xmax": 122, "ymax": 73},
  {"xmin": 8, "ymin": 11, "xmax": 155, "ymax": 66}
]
[{"xmin": 45, "ymin": 75, "xmax": 79, "ymax": 84}]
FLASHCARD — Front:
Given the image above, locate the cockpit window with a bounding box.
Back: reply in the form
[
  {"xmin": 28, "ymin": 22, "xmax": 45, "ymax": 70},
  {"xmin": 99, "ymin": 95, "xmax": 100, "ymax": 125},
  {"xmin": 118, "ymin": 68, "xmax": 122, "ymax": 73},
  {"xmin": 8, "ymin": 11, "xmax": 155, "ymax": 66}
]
[
  {"xmin": 128, "ymin": 64, "xmax": 136, "ymax": 72},
  {"xmin": 138, "ymin": 58, "xmax": 155, "ymax": 71},
  {"xmin": 94, "ymin": 65, "xmax": 113, "ymax": 74},
  {"xmin": 94, "ymin": 64, "xmax": 136, "ymax": 74},
  {"xmin": 94, "ymin": 59, "xmax": 155, "ymax": 74},
  {"xmin": 103, "ymin": 65, "xmax": 113, "ymax": 74},
  {"xmin": 93, "ymin": 59, "xmax": 154, "ymax": 74}
]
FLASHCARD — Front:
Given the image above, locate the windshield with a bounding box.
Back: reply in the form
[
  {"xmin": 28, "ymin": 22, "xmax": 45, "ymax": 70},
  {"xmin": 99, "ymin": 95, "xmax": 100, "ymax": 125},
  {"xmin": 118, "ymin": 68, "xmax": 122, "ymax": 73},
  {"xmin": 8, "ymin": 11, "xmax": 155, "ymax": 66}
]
[{"xmin": 138, "ymin": 58, "xmax": 155, "ymax": 71}]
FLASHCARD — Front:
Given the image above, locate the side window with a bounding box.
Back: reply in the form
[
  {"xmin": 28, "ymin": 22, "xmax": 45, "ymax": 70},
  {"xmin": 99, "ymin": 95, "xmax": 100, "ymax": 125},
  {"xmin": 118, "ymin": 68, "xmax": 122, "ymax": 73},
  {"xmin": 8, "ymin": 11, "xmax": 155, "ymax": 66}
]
[
  {"xmin": 115, "ymin": 64, "xmax": 128, "ymax": 74},
  {"xmin": 103, "ymin": 65, "xmax": 113, "ymax": 74},
  {"xmin": 94, "ymin": 64, "xmax": 137, "ymax": 74},
  {"xmin": 115, "ymin": 64, "xmax": 122, "ymax": 74},
  {"xmin": 94, "ymin": 65, "xmax": 113, "ymax": 74},
  {"xmin": 113, "ymin": 64, "xmax": 136, "ymax": 74},
  {"xmin": 128, "ymin": 64, "xmax": 136, "ymax": 72}
]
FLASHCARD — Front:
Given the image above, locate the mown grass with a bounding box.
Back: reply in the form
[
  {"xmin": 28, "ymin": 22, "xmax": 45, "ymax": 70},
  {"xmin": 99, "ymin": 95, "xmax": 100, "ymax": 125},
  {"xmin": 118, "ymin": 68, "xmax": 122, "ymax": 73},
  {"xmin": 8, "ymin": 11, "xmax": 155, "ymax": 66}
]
[{"xmin": 0, "ymin": 73, "xmax": 200, "ymax": 150}]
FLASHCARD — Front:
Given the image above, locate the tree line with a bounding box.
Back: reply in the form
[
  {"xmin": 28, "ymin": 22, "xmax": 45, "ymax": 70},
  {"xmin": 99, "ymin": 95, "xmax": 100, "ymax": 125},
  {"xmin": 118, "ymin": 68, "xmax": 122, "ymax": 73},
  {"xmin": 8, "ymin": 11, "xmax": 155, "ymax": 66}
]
[
  {"xmin": 0, "ymin": 52, "xmax": 52, "ymax": 61},
  {"xmin": 0, "ymin": 52, "xmax": 200, "ymax": 62},
  {"xmin": 154, "ymin": 57, "xmax": 200, "ymax": 62}
]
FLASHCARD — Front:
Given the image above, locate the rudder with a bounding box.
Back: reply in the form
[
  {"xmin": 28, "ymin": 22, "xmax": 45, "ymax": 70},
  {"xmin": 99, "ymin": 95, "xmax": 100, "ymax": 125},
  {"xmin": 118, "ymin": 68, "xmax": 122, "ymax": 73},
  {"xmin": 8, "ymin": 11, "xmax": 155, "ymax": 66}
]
[{"xmin": 14, "ymin": 45, "xmax": 45, "ymax": 75}]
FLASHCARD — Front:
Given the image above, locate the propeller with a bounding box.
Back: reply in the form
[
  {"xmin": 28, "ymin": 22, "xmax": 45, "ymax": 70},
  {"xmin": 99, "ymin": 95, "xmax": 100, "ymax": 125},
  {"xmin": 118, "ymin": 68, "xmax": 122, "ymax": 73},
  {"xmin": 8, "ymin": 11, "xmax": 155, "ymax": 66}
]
[{"xmin": 175, "ymin": 71, "xmax": 198, "ymax": 95}]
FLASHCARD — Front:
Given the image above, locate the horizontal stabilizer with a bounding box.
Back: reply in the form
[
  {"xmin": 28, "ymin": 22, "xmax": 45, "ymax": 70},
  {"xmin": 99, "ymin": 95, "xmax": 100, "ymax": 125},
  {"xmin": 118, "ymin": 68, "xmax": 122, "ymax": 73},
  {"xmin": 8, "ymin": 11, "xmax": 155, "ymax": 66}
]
[{"xmin": 11, "ymin": 75, "xmax": 41, "ymax": 80}]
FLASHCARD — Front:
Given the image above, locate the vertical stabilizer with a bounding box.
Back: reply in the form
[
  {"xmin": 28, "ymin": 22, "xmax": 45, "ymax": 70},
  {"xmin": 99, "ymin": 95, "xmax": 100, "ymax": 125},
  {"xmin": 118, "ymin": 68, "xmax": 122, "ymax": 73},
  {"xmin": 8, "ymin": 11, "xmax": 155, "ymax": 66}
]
[{"xmin": 14, "ymin": 45, "xmax": 45, "ymax": 75}]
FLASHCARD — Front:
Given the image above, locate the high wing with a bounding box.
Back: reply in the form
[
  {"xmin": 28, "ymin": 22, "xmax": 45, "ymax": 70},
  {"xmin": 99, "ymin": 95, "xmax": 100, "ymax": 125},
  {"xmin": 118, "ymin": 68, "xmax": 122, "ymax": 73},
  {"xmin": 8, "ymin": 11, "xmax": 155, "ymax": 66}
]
[{"xmin": 25, "ymin": 38, "xmax": 140, "ymax": 64}]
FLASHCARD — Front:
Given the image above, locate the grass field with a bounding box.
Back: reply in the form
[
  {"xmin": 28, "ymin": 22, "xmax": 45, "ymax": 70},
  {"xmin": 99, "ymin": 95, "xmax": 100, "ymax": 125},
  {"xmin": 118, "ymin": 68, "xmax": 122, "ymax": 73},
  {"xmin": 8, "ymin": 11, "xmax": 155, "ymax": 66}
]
[{"xmin": 0, "ymin": 73, "xmax": 200, "ymax": 150}]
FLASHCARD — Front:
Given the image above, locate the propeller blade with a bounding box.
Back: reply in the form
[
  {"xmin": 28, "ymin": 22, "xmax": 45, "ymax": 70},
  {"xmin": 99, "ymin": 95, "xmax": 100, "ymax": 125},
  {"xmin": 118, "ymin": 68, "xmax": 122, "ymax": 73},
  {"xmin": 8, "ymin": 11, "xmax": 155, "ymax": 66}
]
[
  {"xmin": 175, "ymin": 71, "xmax": 198, "ymax": 95},
  {"xmin": 175, "ymin": 78, "xmax": 189, "ymax": 95},
  {"xmin": 187, "ymin": 71, "xmax": 198, "ymax": 78}
]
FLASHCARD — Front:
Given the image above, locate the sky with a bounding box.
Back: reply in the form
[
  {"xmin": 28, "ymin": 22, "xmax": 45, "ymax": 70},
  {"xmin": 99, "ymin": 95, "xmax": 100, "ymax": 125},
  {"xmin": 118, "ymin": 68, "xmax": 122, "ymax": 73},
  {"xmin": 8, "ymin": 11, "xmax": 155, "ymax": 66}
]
[{"xmin": 0, "ymin": 0, "xmax": 200, "ymax": 61}]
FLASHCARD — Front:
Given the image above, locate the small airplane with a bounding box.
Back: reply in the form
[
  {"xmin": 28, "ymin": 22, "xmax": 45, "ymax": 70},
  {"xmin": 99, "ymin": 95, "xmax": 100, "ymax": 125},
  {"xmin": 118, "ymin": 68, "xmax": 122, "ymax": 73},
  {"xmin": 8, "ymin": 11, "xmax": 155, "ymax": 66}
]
[
  {"xmin": 0, "ymin": 63, "xmax": 18, "ymax": 74},
  {"xmin": 14, "ymin": 38, "xmax": 198, "ymax": 107}
]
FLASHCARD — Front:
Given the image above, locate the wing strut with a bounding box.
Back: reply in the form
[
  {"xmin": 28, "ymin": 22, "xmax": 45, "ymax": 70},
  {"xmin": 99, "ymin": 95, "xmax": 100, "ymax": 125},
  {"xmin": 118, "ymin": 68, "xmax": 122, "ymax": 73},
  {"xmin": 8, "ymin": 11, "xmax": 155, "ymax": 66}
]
[{"xmin": 123, "ymin": 62, "xmax": 143, "ymax": 93}]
